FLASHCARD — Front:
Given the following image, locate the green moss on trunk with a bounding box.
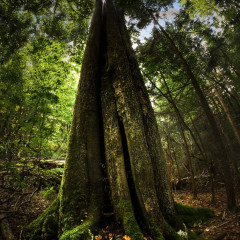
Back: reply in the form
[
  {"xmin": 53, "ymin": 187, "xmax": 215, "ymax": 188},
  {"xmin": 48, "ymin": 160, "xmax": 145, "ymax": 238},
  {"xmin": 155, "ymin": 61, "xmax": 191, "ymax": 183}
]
[
  {"xmin": 117, "ymin": 11, "xmax": 182, "ymax": 230},
  {"xmin": 58, "ymin": 0, "xmax": 103, "ymax": 234},
  {"xmin": 101, "ymin": 53, "xmax": 143, "ymax": 240},
  {"xmin": 115, "ymin": 200, "xmax": 143, "ymax": 240},
  {"xmin": 104, "ymin": 1, "xmax": 181, "ymax": 239}
]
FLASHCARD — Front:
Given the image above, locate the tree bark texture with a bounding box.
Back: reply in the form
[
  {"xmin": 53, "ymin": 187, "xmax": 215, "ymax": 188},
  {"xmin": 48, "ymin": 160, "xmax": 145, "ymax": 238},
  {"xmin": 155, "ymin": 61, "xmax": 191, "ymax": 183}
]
[{"xmin": 24, "ymin": 1, "xmax": 214, "ymax": 239}]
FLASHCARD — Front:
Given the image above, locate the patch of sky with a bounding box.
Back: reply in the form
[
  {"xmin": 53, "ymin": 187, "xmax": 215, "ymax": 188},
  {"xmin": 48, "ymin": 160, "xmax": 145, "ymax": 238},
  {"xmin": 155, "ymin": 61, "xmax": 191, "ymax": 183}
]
[{"xmin": 130, "ymin": 0, "xmax": 181, "ymax": 48}]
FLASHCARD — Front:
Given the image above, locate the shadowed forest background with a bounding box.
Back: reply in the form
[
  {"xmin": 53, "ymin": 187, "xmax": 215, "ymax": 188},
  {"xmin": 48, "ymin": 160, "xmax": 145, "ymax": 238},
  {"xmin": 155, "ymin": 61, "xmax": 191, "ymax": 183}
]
[{"xmin": 0, "ymin": 0, "xmax": 240, "ymax": 239}]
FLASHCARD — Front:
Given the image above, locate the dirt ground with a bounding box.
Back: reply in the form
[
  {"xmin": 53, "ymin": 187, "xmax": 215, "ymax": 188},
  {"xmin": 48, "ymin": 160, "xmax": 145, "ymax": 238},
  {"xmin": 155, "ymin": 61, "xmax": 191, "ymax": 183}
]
[
  {"xmin": 173, "ymin": 188, "xmax": 240, "ymax": 240},
  {"xmin": 1, "ymin": 186, "xmax": 240, "ymax": 240}
]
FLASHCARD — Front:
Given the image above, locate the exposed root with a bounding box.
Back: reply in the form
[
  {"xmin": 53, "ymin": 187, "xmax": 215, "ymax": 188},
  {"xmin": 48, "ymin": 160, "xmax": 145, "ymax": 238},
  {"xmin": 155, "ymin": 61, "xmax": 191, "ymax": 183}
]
[
  {"xmin": 59, "ymin": 191, "xmax": 102, "ymax": 240},
  {"xmin": 23, "ymin": 199, "xmax": 59, "ymax": 240},
  {"xmin": 59, "ymin": 221, "xmax": 94, "ymax": 240}
]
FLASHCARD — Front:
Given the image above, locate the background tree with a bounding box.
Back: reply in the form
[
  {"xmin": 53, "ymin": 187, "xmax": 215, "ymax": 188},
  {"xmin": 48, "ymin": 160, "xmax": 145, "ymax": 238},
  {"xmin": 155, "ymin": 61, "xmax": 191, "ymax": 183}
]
[{"xmin": 135, "ymin": 1, "xmax": 239, "ymax": 208}]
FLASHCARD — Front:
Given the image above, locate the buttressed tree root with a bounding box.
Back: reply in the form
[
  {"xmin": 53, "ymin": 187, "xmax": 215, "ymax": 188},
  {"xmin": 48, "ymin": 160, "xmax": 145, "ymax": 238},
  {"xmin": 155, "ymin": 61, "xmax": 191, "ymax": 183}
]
[{"xmin": 24, "ymin": 0, "xmax": 214, "ymax": 239}]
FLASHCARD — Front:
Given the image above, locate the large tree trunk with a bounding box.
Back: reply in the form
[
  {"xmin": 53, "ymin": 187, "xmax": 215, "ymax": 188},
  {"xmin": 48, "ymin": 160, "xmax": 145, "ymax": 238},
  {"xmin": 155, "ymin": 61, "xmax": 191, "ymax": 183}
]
[{"xmin": 24, "ymin": 1, "xmax": 214, "ymax": 239}]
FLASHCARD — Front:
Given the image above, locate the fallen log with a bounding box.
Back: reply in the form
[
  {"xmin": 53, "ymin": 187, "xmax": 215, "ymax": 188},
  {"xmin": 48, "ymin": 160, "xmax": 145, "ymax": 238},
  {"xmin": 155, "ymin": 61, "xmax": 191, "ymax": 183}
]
[{"xmin": 32, "ymin": 159, "xmax": 65, "ymax": 169}]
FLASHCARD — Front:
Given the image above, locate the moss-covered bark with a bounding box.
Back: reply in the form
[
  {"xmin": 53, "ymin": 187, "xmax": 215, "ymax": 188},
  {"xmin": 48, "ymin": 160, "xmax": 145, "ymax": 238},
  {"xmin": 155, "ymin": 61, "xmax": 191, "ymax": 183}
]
[
  {"xmin": 25, "ymin": 0, "xmax": 214, "ymax": 239},
  {"xmin": 117, "ymin": 11, "xmax": 183, "ymax": 230},
  {"xmin": 101, "ymin": 66, "xmax": 143, "ymax": 240},
  {"xmin": 103, "ymin": 2, "xmax": 185, "ymax": 239},
  {"xmin": 58, "ymin": 0, "xmax": 103, "ymax": 234},
  {"xmin": 105, "ymin": 1, "xmax": 164, "ymax": 237}
]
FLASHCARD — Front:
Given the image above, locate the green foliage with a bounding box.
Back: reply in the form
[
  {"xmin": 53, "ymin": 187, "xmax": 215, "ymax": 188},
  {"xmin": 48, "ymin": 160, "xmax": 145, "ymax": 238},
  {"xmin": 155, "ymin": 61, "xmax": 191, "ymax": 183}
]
[
  {"xmin": 0, "ymin": 0, "xmax": 89, "ymax": 162},
  {"xmin": 180, "ymin": 0, "xmax": 216, "ymax": 17},
  {"xmin": 40, "ymin": 167, "xmax": 64, "ymax": 188},
  {"xmin": 0, "ymin": 0, "xmax": 91, "ymax": 61},
  {"xmin": 0, "ymin": 36, "xmax": 81, "ymax": 161}
]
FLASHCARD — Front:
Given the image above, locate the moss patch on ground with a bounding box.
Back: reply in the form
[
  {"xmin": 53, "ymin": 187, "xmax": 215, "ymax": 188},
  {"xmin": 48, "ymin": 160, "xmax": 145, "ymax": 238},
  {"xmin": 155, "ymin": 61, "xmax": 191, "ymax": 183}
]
[{"xmin": 175, "ymin": 202, "xmax": 214, "ymax": 226}]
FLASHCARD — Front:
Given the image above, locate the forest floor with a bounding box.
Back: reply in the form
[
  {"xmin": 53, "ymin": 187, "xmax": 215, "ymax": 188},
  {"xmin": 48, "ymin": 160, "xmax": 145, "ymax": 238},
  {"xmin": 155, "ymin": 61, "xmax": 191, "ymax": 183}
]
[
  {"xmin": 173, "ymin": 188, "xmax": 240, "ymax": 240},
  {"xmin": 0, "ymin": 164, "xmax": 240, "ymax": 240}
]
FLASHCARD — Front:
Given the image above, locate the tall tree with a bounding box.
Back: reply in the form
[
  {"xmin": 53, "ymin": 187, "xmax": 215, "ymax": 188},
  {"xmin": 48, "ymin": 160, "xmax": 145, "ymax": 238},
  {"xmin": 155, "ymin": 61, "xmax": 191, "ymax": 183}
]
[{"xmin": 24, "ymin": 0, "xmax": 213, "ymax": 239}]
